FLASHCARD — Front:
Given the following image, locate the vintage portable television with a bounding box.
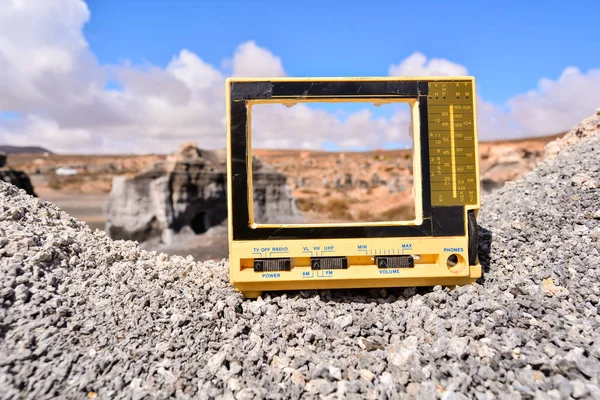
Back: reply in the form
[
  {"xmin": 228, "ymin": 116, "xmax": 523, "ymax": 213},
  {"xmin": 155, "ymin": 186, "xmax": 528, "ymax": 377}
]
[{"xmin": 226, "ymin": 77, "xmax": 481, "ymax": 298}]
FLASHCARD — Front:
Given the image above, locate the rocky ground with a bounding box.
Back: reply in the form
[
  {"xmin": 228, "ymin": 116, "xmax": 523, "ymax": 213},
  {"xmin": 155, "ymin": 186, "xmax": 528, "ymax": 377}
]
[{"xmin": 0, "ymin": 126, "xmax": 599, "ymax": 399}]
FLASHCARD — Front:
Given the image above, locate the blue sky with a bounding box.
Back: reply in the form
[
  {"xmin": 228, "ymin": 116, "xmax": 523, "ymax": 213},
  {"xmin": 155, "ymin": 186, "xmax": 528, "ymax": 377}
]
[
  {"xmin": 0, "ymin": 0, "xmax": 599, "ymax": 153},
  {"xmin": 84, "ymin": 0, "xmax": 599, "ymax": 104}
]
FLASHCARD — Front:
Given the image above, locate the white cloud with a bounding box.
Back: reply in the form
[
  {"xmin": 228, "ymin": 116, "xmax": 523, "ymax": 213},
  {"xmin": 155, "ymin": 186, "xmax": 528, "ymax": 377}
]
[
  {"xmin": 0, "ymin": 115, "xmax": 101, "ymax": 153},
  {"xmin": 167, "ymin": 50, "xmax": 224, "ymax": 92},
  {"xmin": 0, "ymin": 0, "xmax": 101, "ymax": 111},
  {"xmin": 0, "ymin": 1, "xmax": 598, "ymax": 154},
  {"xmin": 473, "ymin": 66, "xmax": 600, "ymax": 140},
  {"xmin": 505, "ymin": 67, "xmax": 600, "ymax": 136},
  {"xmin": 389, "ymin": 52, "xmax": 468, "ymax": 77},
  {"xmin": 230, "ymin": 41, "xmax": 286, "ymax": 77},
  {"xmin": 250, "ymin": 104, "xmax": 410, "ymax": 150}
]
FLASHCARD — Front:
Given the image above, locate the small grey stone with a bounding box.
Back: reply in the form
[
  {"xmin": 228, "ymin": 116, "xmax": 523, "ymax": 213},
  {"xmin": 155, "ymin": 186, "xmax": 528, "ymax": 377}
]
[
  {"xmin": 0, "ymin": 287, "xmax": 14, "ymax": 299},
  {"xmin": 379, "ymin": 372, "xmax": 394, "ymax": 392},
  {"xmin": 334, "ymin": 314, "xmax": 353, "ymax": 329},
  {"xmin": 543, "ymin": 389, "xmax": 563, "ymax": 400},
  {"xmin": 335, "ymin": 381, "xmax": 348, "ymax": 397},
  {"xmin": 445, "ymin": 392, "xmax": 469, "ymax": 400},
  {"xmin": 551, "ymin": 375, "xmax": 572, "ymax": 398},
  {"xmin": 14, "ymin": 284, "xmax": 30, "ymax": 302},
  {"xmin": 570, "ymin": 380, "xmax": 588, "ymax": 398},
  {"xmin": 114, "ymin": 377, "xmax": 125, "ymax": 390},
  {"xmin": 408, "ymin": 358, "xmax": 426, "ymax": 383},
  {"xmin": 306, "ymin": 379, "xmax": 335, "ymax": 395},
  {"xmin": 477, "ymin": 365, "xmax": 496, "ymax": 381},
  {"xmin": 591, "ymin": 343, "xmax": 600, "ymax": 359},
  {"xmin": 235, "ymin": 388, "xmax": 256, "ymax": 400},
  {"xmin": 359, "ymin": 369, "xmax": 375, "ymax": 382},
  {"xmin": 576, "ymin": 356, "xmax": 600, "ymax": 378},
  {"xmin": 572, "ymin": 173, "xmax": 591, "ymax": 186},
  {"xmin": 406, "ymin": 382, "xmax": 420, "ymax": 397},
  {"xmin": 207, "ymin": 352, "xmax": 227, "ymax": 375},
  {"xmin": 448, "ymin": 337, "xmax": 469, "ymax": 359},
  {"xmin": 416, "ymin": 382, "xmax": 438, "ymax": 400},
  {"xmin": 328, "ymin": 366, "xmax": 342, "ymax": 380}
]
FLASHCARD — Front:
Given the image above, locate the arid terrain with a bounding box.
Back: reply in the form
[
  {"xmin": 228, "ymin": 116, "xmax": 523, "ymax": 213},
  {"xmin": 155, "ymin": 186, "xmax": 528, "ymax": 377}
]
[
  {"xmin": 253, "ymin": 133, "xmax": 562, "ymax": 223},
  {"xmin": 3, "ymin": 132, "xmax": 563, "ymax": 260},
  {"xmin": 7, "ymin": 153, "xmax": 165, "ymax": 233},
  {"xmin": 8, "ymin": 153, "xmax": 164, "ymax": 194}
]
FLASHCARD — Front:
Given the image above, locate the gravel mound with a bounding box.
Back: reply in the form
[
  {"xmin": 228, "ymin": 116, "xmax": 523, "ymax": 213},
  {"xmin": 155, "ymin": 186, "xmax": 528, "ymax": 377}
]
[
  {"xmin": 544, "ymin": 107, "xmax": 600, "ymax": 159},
  {"xmin": 1, "ymin": 131, "xmax": 600, "ymax": 400}
]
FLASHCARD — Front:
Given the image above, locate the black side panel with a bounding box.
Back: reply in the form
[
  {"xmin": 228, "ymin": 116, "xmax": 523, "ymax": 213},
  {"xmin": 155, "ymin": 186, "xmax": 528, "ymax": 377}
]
[
  {"xmin": 468, "ymin": 210, "xmax": 478, "ymax": 265},
  {"xmin": 431, "ymin": 206, "xmax": 465, "ymax": 236},
  {"xmin": 418, "ymin": 96, "xmax": 432, "ymax": 217},
  {"xmin": 230, "ymin": 100, "xmax": 251, "ymax": 236}
]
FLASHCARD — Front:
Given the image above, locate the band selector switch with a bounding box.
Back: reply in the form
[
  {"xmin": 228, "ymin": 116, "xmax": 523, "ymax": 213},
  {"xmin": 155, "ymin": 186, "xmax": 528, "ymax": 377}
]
[{"xmin": 310, "ymin": 257, "xmax": 348, "ymax": 270}]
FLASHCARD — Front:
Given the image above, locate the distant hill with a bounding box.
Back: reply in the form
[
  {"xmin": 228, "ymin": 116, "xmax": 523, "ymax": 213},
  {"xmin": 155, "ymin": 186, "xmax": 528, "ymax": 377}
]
[{"xmin": 0, "ymin": 145, "xmax": 53, "ymax": 154}]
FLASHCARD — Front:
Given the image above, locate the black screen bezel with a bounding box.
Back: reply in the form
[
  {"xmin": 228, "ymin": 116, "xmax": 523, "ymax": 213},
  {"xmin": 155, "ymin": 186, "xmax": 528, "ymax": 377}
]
[{"xmin": 228, "ymin": 79, "xmax": 465, "ymax": 241}]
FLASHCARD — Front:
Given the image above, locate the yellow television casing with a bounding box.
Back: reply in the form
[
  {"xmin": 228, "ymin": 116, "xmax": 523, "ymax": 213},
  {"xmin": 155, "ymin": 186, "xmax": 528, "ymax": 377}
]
[{"xmin": 226, "ymin": 77, "xmax": 481, "ymax": 298}]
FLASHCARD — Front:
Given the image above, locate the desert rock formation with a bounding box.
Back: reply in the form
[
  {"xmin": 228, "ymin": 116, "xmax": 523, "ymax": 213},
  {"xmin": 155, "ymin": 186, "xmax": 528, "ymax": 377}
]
[
  {"xmin": 251, "ymin": 155, "xmax": 303, "ymax": 225},
  {"xmin": 0, "ymin": 152, "xmax": 36, "ymax": 197},
  {"xmin": 105, "ymin": 142, "xmax": 301, "ymax": 245}
]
